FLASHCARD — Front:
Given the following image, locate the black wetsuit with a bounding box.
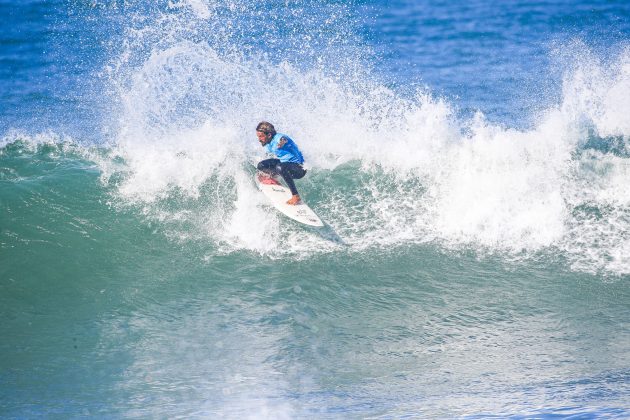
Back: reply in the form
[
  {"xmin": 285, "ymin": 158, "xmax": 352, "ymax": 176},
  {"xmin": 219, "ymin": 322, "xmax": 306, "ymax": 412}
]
[{"xmin": 257, "ymin": 159, "xmax": 306, "ymax": 196}]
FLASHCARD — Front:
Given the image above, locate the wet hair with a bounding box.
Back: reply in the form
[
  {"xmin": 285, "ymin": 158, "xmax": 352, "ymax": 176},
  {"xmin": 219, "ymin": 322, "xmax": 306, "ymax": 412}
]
[{"xmin": 256, "ymin": 121, "xmax": 276, "ymax": 136}]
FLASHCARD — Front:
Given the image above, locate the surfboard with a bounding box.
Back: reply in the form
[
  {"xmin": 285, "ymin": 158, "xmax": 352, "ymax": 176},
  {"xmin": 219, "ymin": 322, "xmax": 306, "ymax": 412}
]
[{"xmin": 255, "ymin": 172, "xmax": 324, "ymax": 227}]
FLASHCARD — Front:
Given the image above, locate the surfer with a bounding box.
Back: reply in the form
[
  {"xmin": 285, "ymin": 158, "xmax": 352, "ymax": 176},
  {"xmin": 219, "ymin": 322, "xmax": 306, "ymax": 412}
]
[{"xmin": 256, "ymin": 121, "xmax": 306, "ymax": 205}]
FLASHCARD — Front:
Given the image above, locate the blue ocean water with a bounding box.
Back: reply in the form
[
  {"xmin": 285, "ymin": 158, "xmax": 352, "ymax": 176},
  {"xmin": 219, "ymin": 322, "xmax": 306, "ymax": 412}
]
[{"xmin": 1, "ymin": 0, "xmax": 629, "ymax": 418}]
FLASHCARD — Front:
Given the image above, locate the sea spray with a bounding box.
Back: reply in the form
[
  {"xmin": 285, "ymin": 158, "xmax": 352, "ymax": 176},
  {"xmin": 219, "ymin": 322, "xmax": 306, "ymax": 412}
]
[
  {"xmin": 97, "ymin": 13, "xmax": 630, "ymax": 273},
  {"xmin": 4, "ymin": 1, "xmax": 628, "ymax": 274}
]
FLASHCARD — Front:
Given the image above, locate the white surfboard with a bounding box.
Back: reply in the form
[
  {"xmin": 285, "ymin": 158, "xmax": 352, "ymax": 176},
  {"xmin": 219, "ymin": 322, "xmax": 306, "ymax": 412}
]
[{"xmin": 255, "ymin": 172, "xmax": 324, "ymax": 227}]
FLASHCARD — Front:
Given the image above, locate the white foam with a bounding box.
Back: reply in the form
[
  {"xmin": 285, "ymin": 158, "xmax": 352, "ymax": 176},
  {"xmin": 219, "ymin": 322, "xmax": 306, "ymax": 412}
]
[{"xmin": 97, "ymin": 5, "xmax": 630, "ymax": 274}]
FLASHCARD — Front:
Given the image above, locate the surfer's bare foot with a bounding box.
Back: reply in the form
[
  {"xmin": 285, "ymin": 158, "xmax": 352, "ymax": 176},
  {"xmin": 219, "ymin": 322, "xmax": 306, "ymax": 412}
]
[{"xmin": 286, "ymin": 195, "xmax": 301, "ymax": 205}]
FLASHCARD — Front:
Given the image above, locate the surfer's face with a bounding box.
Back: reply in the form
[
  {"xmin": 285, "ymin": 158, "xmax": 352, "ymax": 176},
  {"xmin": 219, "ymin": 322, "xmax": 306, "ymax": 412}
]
[{"xmin": 257, "ymin": 131, "xmax": 271, "ymax": 146}]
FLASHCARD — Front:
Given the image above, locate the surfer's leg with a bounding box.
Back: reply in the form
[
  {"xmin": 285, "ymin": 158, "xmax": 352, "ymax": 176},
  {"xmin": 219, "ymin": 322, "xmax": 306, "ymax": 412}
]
[
  {"xmin": 257, "ymin": 159, "xmax": 281, "ymax": 175},
  {"xmin": 278, "ymin": 163, "xmax": 306, "ymax": 196},
  {"xmin": 287, "ymin": 163, "xmax": 306, "ymax": 180}
]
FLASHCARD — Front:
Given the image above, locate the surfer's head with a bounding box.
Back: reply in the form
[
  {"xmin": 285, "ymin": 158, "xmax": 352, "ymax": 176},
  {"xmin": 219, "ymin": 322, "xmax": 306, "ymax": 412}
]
[{"xmin": 256, "ymin": 121, "xmax": 276, "ymax": 146}]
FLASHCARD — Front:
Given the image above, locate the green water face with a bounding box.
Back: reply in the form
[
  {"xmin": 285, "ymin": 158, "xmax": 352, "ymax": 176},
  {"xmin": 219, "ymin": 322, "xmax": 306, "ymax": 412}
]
[{"xmin": 1, "ymin": 143, "xmax": 628, "ymax": 417}]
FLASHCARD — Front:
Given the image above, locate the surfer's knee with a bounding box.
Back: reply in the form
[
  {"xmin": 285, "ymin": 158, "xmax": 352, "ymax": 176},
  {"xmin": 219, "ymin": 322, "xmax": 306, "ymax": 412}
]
[
  {"xmin": 257, "ymin": 159, "xmax": 277, "ymax": 172},
  {"xmin": 294, "ymin": 167, "xmax": 306, "ymax": 179}
]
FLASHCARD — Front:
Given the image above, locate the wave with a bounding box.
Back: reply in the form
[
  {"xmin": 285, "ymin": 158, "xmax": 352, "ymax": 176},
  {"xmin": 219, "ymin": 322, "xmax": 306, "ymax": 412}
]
[{"xmin": 3, "ymin": 2, "xmax": 630, "ymax": 276}]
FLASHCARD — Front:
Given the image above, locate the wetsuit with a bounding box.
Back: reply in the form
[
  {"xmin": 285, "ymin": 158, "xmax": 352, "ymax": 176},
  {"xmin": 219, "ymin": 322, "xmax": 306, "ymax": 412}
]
[{"xmin": 257, "ymin": 133, "xmax": 306, "ymax": 196}]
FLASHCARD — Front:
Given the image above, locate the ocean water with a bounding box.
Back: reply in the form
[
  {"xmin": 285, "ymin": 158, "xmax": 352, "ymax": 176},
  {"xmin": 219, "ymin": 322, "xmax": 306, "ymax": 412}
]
[{"xmin": 1, "ymin": 0, "xmax": 629, "ymax": 418}]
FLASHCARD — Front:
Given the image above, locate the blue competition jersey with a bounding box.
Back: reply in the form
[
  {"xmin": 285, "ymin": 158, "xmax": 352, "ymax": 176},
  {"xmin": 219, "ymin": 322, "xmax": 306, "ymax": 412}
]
[{"xmin": 265, "ymin": 133, "xmax": 304, "ymax": 164}]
